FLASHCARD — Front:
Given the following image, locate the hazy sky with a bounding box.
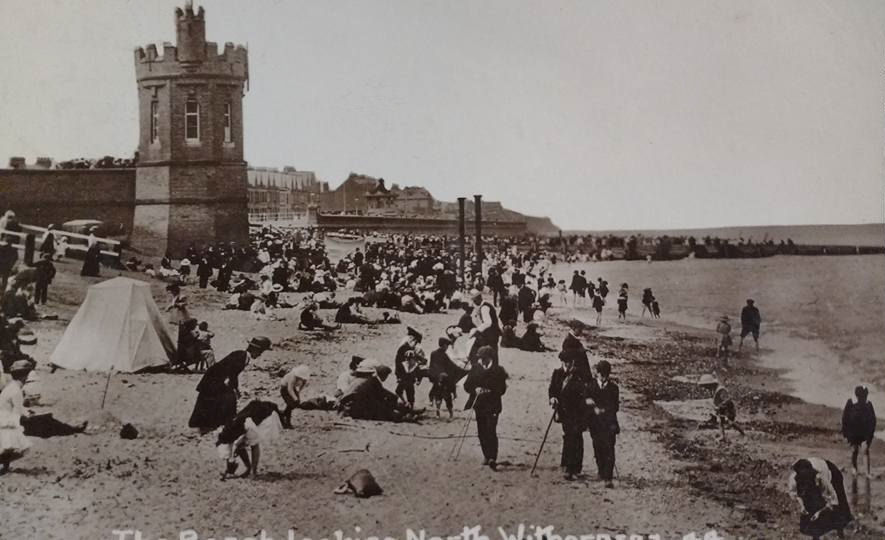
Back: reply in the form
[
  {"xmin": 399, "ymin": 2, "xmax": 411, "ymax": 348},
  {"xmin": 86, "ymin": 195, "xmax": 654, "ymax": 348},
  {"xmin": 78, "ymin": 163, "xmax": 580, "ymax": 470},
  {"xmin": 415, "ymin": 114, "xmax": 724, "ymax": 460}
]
[{"xmin": 2, "ymin": 0, "xmax": 884, "ymax": 230}]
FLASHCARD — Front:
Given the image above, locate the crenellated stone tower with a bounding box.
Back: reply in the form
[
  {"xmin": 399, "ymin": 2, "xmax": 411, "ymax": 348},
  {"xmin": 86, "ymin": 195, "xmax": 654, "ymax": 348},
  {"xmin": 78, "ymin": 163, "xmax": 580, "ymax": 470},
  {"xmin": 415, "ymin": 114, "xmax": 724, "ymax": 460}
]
[{"xmin": 132, "ymin": 1, "xmax": 249, "ymax": 256}]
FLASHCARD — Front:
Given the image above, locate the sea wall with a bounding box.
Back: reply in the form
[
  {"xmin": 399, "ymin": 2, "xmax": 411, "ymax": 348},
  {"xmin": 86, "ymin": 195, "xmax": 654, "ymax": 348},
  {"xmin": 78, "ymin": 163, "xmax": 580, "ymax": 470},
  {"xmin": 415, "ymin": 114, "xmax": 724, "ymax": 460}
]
[{"xmin": 316, "ymin": 213, "xmax": 528, "ymax": 236}]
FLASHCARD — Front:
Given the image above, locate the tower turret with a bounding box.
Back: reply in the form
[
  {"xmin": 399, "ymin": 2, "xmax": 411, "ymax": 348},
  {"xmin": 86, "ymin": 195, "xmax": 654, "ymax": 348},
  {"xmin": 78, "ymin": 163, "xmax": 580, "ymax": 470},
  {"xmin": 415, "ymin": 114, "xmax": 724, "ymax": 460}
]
[{"xmin": 175, "ymin": 1, "xmax": 206, "ymax": 64}]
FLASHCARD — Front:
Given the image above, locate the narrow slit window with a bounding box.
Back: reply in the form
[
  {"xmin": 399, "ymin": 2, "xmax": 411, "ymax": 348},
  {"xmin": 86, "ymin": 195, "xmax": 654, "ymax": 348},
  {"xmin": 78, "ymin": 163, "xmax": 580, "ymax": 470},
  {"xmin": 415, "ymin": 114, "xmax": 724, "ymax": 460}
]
[
  {"xmin": 224, "ymin": 102, "xmax": 232, "ymax": 142},
  {"xmin": 150, "ymin": 101, "xmax": 159, "ymax": 142},
  {"xmin": 185, "ymin": 99, "xmax": 200, "ymax": 141}
]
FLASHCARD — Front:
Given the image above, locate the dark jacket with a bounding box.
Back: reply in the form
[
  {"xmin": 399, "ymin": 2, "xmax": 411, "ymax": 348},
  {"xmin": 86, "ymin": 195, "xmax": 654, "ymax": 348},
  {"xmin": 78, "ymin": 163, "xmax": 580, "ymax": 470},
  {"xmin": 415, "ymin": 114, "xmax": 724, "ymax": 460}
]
[
  {"xmin": 428, "ymin": 348, "xmax": 467, "ymax": 385},
  {"xmin": 499, "ymin": 295, "xmax": 519, "ymax": 324},
  {"xmin": 34, "ymin": 259, "xmax": 56, "ymax": 283},
  {"xmin": 196, "ymin": 350, "xmax": 248, "ymax": 395},
  {"xmin": 517, "ymin": 286, "xmax": 536, "ymax": 311},
  {"xmin": 587, "ymin": 377, "xmax": 620, "ymax": 435},
  {"xmin": 548, "ymin": 367, "xmax": 587, "ymax": 427},
  {"xmin": 464, "ymin": 364, "xmax": 507, "ymax": 414},
  {"xmin": 0, "ymin": 244, "xmax": 17, "ymax": 274},
  {"xmin": 741, "ymin": 306, "xmax": 761, "ymax": 329}
]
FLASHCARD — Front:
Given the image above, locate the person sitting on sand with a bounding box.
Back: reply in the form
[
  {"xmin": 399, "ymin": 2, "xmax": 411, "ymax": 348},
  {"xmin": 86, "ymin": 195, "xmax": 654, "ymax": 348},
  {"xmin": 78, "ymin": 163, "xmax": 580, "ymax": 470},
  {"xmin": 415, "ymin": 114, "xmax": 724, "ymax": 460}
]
[
  {"xmin": 335, "ymin": 297, "xmax": 368, "ymax": 324},
  {"xmin": 787, "ymin": 457, "xmax": 853, "ymax": 539},
  {"xmin": 337, "ymin": 364, "xmax": 419, "ymax": 423},
  {"xmin": 299, "ymin": 303, "xmax": 339, "ymax": 331},
  {"xmin": 716, "ymin": 316, "xmax": 733, "ymax": 367},
  {"xmin": 279, "ymin": 364, "xmax": 310, "ymax": 429},
  {"xmin": 841, "ymin": 385, "xmax": 876, "ymax": 477},
  {"xmin": 336, "ymin": 356, "xmax": 367, "ymax": 398},
  {"xmin": 499, "ymin": 324, "xmax": 519, "ymax": 349},
  {"xmin": 519, "ymin": 322, "xmax": 552, "ymax": 352},
  {"xmin": 216, "ymin": 400, "xmax": 283, "ymax": 480}
]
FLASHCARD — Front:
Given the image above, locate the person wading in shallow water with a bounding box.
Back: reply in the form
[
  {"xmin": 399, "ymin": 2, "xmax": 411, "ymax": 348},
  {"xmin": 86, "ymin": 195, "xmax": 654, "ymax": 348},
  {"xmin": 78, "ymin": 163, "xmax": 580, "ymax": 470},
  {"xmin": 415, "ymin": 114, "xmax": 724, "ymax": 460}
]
[
  {"xmin": 841, "ymin": 385, "xmax": 876, "ymax": 478},
  {"xmin": 739, "ymin": 299, "xmax": 762, "ymax": 352},
  {"xmin": 715, "ymin": 315, "xmax": 733, "ymax": 369}
]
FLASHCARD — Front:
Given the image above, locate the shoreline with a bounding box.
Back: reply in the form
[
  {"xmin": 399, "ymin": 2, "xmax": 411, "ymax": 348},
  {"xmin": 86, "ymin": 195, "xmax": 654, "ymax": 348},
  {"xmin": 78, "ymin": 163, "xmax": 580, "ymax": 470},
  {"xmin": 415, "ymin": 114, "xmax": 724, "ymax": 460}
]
[{"xmin": 560, "ymin": 308, "xmax": 884, "ymax": 538}]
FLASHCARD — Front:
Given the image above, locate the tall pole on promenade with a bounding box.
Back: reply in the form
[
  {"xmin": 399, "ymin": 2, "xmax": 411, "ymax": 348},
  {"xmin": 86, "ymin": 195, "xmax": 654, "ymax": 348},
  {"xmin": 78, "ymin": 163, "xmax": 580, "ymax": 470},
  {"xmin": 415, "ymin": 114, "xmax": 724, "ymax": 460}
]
[
  {"xmin": 474, "ymin": 194, "xmax": 483, "ymax": 275},
  {"xmin": 458, "ymin": 197, "xmax": 466, "ymax": 290}
]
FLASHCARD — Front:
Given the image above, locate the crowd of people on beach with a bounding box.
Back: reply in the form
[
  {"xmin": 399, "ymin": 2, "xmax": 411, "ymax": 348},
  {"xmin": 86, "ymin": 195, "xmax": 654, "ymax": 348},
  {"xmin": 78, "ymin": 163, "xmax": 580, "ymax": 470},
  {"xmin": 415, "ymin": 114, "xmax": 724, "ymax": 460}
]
[{"xmin": 0, "ymin": 209, "xmax": 875, "ymax": 538}]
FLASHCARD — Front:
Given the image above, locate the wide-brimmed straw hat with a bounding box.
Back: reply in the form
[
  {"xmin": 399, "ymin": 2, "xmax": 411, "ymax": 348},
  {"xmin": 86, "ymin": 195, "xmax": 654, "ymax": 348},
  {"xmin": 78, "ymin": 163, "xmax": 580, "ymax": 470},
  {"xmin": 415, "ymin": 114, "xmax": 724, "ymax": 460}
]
[
  {"xmin": 697, "ymin": 374, "xmax": 719, "ymax": 387},
  {"xmin": 290, "ymin": 365, "xmax": 311, "ymax": 381}
]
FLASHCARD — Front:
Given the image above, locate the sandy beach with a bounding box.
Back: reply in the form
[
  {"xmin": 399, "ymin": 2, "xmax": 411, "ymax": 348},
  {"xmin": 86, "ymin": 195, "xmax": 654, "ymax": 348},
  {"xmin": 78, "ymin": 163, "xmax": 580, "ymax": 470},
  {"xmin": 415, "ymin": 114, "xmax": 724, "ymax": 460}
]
[{"xmin": 1, "ymin": 254, "xmax": 883, "ymax": 539}]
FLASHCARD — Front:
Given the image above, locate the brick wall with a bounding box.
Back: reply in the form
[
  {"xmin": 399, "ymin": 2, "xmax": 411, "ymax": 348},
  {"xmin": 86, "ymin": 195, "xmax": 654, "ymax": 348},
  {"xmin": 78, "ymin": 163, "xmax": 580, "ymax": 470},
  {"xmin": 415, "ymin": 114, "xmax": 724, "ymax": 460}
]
[{"xmin": 0, "ymin": 168, "xmax": 135, "ymax": 230}]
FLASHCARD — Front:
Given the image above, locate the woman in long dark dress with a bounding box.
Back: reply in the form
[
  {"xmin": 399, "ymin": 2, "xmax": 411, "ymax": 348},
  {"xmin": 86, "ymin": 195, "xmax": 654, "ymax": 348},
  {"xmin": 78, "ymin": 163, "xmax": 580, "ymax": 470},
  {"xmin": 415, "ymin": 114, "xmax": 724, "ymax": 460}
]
[
  {"xmin": 788, "ymin": 457, "xmax": 853, "ymax": 539},
  {"xmin": 188, "ymin": 337, "xmax": 271, "ymax": 434},
  {"xmin": 79, "ymin": 231, "xmax": 101, "ymax": 277}
]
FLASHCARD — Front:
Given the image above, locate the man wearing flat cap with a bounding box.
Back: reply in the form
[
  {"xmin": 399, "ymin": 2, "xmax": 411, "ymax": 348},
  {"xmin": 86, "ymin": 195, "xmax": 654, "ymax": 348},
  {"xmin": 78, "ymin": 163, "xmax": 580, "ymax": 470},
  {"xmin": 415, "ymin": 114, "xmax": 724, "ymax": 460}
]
[{"xmin": 189, "ymin": 336, "xmax": 272, "ymax": 434}]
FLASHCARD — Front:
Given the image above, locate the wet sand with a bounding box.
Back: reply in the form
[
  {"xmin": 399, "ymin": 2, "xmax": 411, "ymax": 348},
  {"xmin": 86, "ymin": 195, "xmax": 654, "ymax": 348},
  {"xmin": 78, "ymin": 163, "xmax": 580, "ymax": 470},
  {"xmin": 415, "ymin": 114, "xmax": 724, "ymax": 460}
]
[{"xmin": 1, "ymin": 255, "xmax": 883, "ymax": 539}]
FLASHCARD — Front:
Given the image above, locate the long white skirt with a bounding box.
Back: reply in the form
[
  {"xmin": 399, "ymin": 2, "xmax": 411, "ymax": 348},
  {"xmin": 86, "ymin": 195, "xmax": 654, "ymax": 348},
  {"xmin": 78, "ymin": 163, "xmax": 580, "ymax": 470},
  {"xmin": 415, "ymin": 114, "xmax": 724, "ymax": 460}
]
[
  {"xmin": 0, "ymin": 416, "xmax": 30, "ymax": 460},
  {"xmin": 216, "ymin": 411, "xmax": 282, "ymax": 460}
]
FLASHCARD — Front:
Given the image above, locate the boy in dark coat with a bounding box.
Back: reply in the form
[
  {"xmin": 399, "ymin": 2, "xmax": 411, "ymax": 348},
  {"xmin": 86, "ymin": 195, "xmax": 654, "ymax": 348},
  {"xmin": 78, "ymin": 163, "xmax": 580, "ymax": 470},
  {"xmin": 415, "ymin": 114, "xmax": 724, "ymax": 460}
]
[
  {"xmin": 587, "ymin": 360, "xmax": 619, "ymax": 487},
  {"xmin": 428, "ymin": 337, "xmax": 468, "ymax": 417},
  {"xmin": 33, "ymin": 253, "xmax": 56, "ymax": 305}
]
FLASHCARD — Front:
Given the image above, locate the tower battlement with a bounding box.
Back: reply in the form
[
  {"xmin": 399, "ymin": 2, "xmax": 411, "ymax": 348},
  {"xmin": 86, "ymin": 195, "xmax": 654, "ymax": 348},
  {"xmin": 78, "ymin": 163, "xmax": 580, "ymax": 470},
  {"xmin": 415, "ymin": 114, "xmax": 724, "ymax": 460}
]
[
  {"xmin": 134, "ymin": 2, "xmax": 247, "ymax": 81},
  {"xmin": 134, "ymin": 42, "xmax": 248, "ymax": 81}
]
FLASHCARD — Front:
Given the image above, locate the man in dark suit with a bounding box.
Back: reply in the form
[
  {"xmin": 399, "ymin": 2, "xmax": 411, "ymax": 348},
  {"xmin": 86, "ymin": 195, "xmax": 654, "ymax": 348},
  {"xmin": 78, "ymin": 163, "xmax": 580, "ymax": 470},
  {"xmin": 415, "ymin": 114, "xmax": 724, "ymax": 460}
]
[
  {"xmin": 548, "ymin": 350, "xmax": 587, "ymax": 480},
  {"xmin": 464, "ymin": 346, "xmax": 508, "ymax": 471},
  {"xmin": 587, "ymin": 360, "xmax": 619, "ymax": 487}
]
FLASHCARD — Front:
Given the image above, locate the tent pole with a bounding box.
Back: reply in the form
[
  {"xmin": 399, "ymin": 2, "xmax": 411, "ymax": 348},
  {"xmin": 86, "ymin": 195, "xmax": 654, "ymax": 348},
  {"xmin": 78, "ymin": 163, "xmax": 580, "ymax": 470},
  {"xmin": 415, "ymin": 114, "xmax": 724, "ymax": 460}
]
[{"xmin": 100, "ymin": 367, "xmax": 114, "ymax": 409}]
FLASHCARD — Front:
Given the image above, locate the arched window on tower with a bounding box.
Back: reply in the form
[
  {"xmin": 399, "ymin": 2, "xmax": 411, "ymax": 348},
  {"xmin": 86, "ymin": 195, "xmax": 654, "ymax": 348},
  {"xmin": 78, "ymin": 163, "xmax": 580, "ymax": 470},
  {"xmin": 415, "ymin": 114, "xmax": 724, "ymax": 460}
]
[{"xmin": 185, "ymin": 99, "xmax": 200, "ymax": 141}]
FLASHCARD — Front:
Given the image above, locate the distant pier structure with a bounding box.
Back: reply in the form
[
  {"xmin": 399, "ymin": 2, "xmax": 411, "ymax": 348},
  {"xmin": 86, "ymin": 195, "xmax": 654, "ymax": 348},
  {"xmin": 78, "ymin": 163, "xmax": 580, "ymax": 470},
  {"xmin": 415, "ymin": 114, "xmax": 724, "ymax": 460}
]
[{"xmin": 131, "ymin": 2, "xmax": 249, "ymax": 255}]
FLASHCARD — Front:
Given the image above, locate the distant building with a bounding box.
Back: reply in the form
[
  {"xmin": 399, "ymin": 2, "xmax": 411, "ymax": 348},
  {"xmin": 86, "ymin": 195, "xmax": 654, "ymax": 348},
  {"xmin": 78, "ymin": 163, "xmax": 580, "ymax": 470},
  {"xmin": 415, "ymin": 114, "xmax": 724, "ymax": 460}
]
[
  {"xmin": 319, "ymin": 173, "xmax": 383, "ymax": 214},
  {"xmin": 247, "ymin": 166, "xmax": 328, "ymax": 223}
]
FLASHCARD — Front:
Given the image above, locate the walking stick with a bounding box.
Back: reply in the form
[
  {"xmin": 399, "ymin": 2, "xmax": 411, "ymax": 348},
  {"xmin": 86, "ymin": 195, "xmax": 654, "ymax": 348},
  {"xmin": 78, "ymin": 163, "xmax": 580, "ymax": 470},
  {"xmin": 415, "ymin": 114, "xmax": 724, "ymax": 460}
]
[
  {"xmin": 450, "ymin": 408, "xmax": 474, "ymax": 461},
  {"xmin": 100, "ymin": 367, "xmax": 114, "ymax": 409},
  {"xmin": 530, "ymin": 411, "xmax": 557, "ymax": 477}
]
